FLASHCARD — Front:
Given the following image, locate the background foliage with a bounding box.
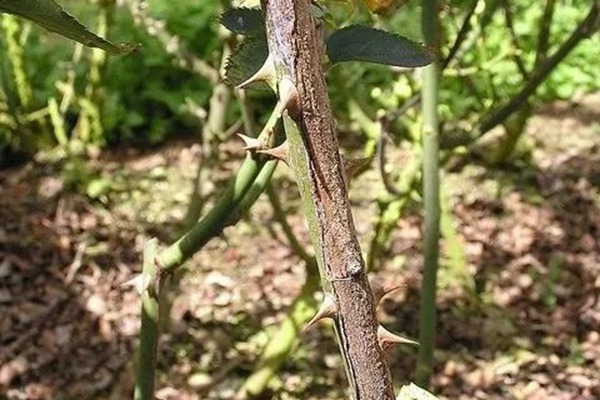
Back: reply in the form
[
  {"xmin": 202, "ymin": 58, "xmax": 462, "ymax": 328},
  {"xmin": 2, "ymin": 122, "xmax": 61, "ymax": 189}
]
[{"xmin": 0, "ymin": 0, "xmax": 598, "ymax": 165}]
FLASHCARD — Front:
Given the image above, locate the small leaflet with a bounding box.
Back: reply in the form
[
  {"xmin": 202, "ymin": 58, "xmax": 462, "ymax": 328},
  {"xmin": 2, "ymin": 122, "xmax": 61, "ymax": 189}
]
[
  {"xmin": 327, "ymin": 25, "xmax": 433, "ymax": 68},
  {"xmin": 0, "ymin": 0, "xmax": 138, "ymax": 54}
]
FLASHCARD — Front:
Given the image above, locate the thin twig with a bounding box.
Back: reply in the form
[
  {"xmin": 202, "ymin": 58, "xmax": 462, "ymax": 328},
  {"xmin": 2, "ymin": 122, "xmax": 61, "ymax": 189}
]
[
  {"xmin": 378, "ymin": 117, "xmax": 412, "ymax": 197},
  {"xmin": 442, "ymin": 0, "xmax": 480, "ymax": 70},
  {"xmin": 383, "ymin": 0, "xmax": 497, "ymax": 123},
  {"xmin": 499, "ymin": 0, "xmax": 529, "ymax": 79},
  {"xmin": 535, "ymin": 0, "xmax": 557, "ymax": 67},
  {"xmin": 478, "ymin": 2, "xmax": 600, "ymax": 136}
]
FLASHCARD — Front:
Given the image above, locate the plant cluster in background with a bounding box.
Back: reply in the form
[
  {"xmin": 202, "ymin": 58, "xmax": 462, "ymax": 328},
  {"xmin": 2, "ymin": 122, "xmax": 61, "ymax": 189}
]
[
  {"xmin": 0, "ymin": 0, "xmax": 224, "ymax": 165},
  {"xmin": 0, "ymin": 0, "xmax": 598, "ymax": 167}
]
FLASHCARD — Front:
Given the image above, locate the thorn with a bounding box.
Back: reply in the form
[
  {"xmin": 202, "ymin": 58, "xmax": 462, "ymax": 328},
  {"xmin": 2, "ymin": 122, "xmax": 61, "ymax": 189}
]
[
  {"xmin": 236, "ymin": 54, "xmax": 276, "ymax": 91},
  {"xmin": 237, "ymin": 133, "xmax": 262, "ymax": 150},
  {"xmin": 369, "ymin": 276, "xmax": 405, "ymax": 304},
  {"xmin": 278, "ymin": 76, "xmax": 300, "ymax": 113},
  {"xmin": 340, "ymin": 155, "xmax": 373, "ymax": 189},
  {"xmin": 256, "ymin": 141, "xmax": 289, "ymax": 163},
  {"xmin": 304, "ymin": 294, "xmax": 337, "ymax": 331},
  {"xmin": 121, "ymin": 273, "xmax": 152, "ymax": 295},
  {"xmin": 377, "ymin": 325, "xmax": 419, "ymax": 349},
  {"xmin": 342, "ymin": 155, "xmax": 373, "ymax": 180}
]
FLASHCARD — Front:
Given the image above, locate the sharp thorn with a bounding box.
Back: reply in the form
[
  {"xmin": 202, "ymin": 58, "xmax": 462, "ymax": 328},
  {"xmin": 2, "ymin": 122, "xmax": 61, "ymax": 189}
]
[
  {"xmin": 304, "ymin": 294, "xmax": 337, "ymax": 331},
  {"xmin": 257, "ymin": 141, "xmax": 289, "ymax": 163},
  {"xmin": 377, "ymin": 325, "xmax": 419, "ymax": 349},
  {"xmin": 342, "ymin": 155, "xmax": 373, "ymax": 180},
  {"xmin": 370, "ymin": 276, "xmax": 405, "ymax": 304},
  {"xmin": 121, "ymin": 273, "xmax": 152, "ymax": 295},
  {"xmin": 278, "ymin": 76, "xmax": 300, "ymax": 113},
  {"xmin": 236, "ymin": 54, "xmax": 276, "ymax": 91},
  {"xmin": 237, "ymin": 133, "xmax": 262, "ymax": 150}
]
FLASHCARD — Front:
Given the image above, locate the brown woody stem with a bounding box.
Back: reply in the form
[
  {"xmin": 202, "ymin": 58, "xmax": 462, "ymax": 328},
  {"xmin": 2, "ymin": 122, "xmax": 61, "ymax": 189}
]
[{"xmin": 261, "ymin": 1, "xmax": 395, "ymax": 398}]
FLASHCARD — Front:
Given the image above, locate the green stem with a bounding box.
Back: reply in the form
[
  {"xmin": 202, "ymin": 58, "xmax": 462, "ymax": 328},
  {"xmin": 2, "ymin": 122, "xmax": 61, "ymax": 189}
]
[
  {"xmin": 237, "ymin": 89, "xmax": 256, "ymax": 136},
  {"xmin": 134, "ymin": 239, "xmax": 161, "ymax": 400},
  {"xmin": 160, "ymin": 155, "xmax": 269, "ymax": 272},
  {"xmin": 133, "ymin": 154, "xmax": 277, "ymax": 400},
  {"xmin": 160, "ymin": 103, "xmax": 284, "ymax": 272},
  {"xmin": 416, "ymin": 0, "xmax": 441, "ymax": 387}
]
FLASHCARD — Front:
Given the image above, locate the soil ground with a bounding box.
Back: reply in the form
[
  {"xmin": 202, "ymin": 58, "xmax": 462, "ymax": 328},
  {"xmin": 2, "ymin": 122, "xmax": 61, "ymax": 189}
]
[{"xmin": 1, "ymin": 95, "xmax": 599, "ymax": 400}]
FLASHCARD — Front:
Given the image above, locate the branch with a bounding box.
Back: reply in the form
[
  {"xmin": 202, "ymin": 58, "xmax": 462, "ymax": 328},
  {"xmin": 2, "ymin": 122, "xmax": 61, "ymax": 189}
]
[
  {"xmin": 261, "ymin": 0, "xmax": 396, "ymax": 397},
  {"xmin": 499, "ymin": 0, "xmax": 530, "ymax": 79},
  {"xmin": 134, "ymin": 239, "xmax": 160, "ymax": 400},
  {"xmin": 535, "ymin": 0, "xmax": 557, "ymax": 66},
  {"xmin": 477, "ymin": 1, "xmax": 600, "ymax": 136},
  {"xmin": 158, "ymin": 156, "xmax": 278, "ymax": 273},
  {"xmin": 387, "ymin": 0, "xmax": 499, "ymax": 122},
  {"xmin": 133, "ymin": 136, "xmax": 279, "ymax": 400},
  {"xmin": 377, "ymin": 117, "xmax": 418, "ymax": 197},
  {"xmin": 442, "ymin": 0, "xmax": 479, "ymax": 70}
]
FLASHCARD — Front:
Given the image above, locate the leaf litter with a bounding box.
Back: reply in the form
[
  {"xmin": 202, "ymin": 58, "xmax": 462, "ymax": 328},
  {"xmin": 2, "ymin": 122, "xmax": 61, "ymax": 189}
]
[{"xmin": 0, "ymin": 96, "xmax": 599, "ymax": 399}]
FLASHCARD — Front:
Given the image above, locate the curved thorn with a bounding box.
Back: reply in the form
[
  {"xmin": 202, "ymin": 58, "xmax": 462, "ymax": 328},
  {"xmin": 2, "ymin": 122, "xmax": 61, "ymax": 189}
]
[
  {"xmin": 278, "ymin": 76, "xmax": 300, "ymax": 113},
  {"xmin": 257, "ymin": 141, "xmax": 289, "ymax": 163},
  {"xmin": 236, "ymin": 54, "xmax": 276, "ymax": 91},
  {"xmin": 370, "ymin": 276, "xmax": 406, "ymax": 304},
  {"xmin": 237, "ymin": 133, "xmax": 262, "ymax": 150},
  {"xmin": 377, "ymin": 325, "xmax": 419, "ymax": 349},
  {"xmin": 121, "ymin": 273, "xmax": 152, "ymax": 295},
  {"xmin": 343, "ymin": 155, "xmax": 374, "ymax": 181},
  {"xmin": 304, "ymin": 294, "xmax": 337, "ymax": 331}
]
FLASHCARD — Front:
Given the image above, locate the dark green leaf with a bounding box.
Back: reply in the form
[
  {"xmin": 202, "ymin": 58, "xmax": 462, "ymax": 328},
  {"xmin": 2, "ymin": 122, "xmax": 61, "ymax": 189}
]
[
  {"xmin": 220, "ymin": 7, "xmax": 264, "ymax": 35},
  {"xmin": 327, "ymin": 25, "xmax": 433, "ymax": 68},
  {"xmin": 0, "ymin": 0, "xmax": 138, "ymax": 54},
  {"xmin": 225, "ymin": 35, "xmax": 270, "ymax": 90}
]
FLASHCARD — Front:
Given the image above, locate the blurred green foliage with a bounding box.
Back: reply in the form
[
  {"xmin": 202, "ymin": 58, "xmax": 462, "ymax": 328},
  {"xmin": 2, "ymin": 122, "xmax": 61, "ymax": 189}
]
[
  {"xmin": 0, "ymin": 0, "xmax": 222, "ymax": 163},
  {"xmin": 329, "ymin": 0, "xmax": 599, "ymax": 133},
  {"xmin": 0, "ymin": 0, "xmax": 598, "ymax": 166}
]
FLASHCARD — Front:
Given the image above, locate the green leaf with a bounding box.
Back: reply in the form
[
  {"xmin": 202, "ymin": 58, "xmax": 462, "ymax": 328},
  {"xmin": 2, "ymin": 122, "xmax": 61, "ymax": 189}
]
[
  {"xmin": 220, "ymin": 7, "xmax": 264, "ymax": 35},
  {"xmin": 326, "ymin": 25, "xmax": 433, "ymax": 68},
  {"xmin": 224, "ymin": 35, "xmax": 270, "ymax": 90},
  {"xmin": 0, "ymin": 0, "xmax": 138, "ymax": 54}
]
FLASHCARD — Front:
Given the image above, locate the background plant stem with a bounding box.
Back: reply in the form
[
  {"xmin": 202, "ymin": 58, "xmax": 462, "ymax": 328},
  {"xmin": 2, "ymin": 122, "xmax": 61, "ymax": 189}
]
[
  {"xmin": 134, "ymin": 239, "xmax": 160, "ymax": 400},
  {"xmin": 416, "ymin": 0, "xmax": 441, "ymax": 387}
]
